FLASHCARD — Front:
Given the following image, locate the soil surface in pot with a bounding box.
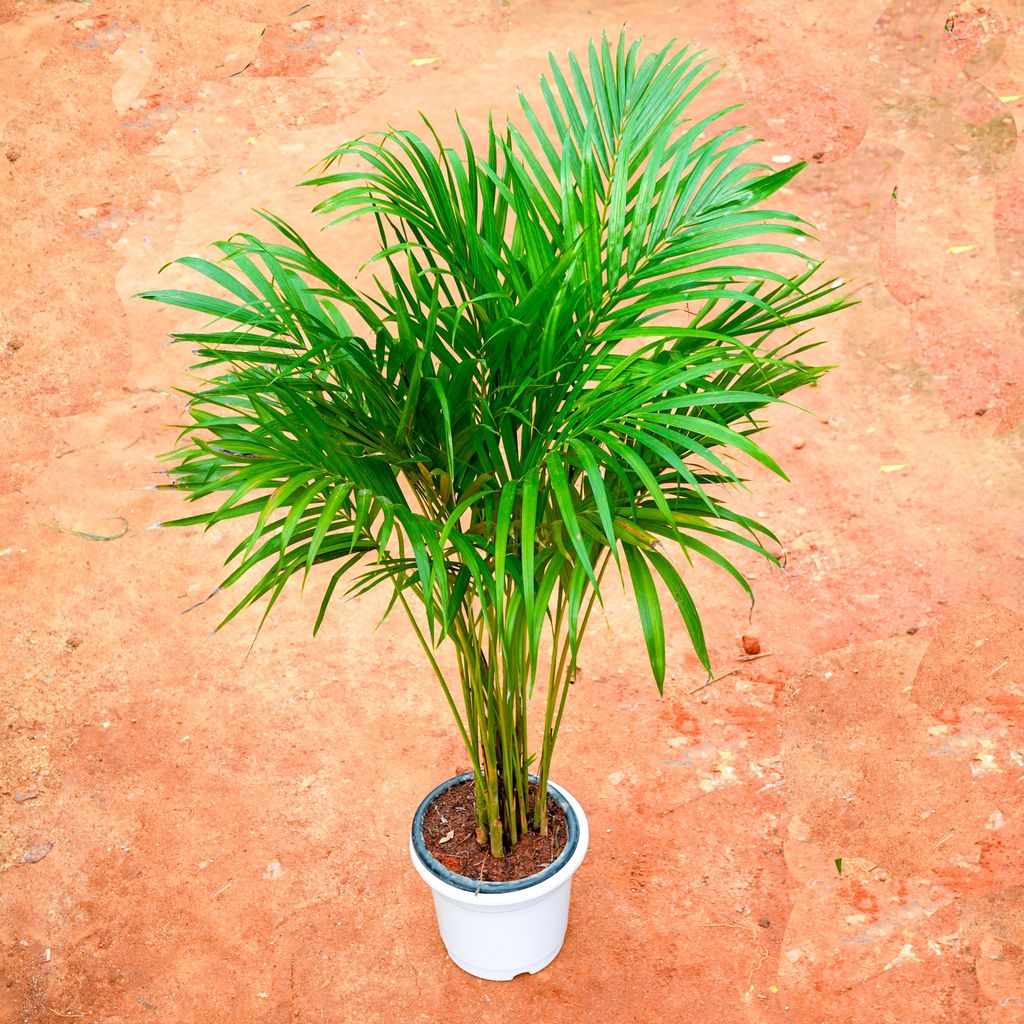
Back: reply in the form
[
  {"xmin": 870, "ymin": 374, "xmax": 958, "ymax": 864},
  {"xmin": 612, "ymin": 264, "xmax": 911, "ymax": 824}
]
[{"xmin": 421, "ymin": 779, "xmax": 569, "ymax": 883}]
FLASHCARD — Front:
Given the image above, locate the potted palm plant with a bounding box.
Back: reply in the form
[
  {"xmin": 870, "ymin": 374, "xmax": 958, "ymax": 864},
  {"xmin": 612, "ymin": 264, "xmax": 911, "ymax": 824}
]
[{"xmin": 142, "ymin": 34, "xmax": 849, "ymax": 980}]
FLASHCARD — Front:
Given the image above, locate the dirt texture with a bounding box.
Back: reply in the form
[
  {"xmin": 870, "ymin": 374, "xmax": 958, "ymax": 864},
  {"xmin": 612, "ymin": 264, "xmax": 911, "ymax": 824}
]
[
  {"xmin": 421, "ymin": 780, "xmax": 568, "ymax": 883},
  {"xmin": 2, "ymin": 1, "xmax": 1023, "ymax": 1022}
]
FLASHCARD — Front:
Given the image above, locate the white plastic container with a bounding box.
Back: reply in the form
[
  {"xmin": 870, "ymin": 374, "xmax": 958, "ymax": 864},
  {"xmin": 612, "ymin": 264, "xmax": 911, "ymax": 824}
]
[{"xmin": 409, "ymin": 775, "xmax": 589, "ymax": 981}]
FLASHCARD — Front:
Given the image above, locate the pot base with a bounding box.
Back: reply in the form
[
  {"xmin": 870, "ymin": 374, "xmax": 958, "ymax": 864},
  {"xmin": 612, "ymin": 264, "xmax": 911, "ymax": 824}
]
[{"xmin": 447, "ymin": 942, "xmax": 563, "ymax": 982}]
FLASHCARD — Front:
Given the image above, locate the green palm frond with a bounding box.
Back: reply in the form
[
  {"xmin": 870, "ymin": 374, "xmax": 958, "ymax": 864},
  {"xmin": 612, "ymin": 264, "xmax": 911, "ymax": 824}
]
[{"xmin": 141, "ymin": 32, "xmax": 851, "ymax": 854}]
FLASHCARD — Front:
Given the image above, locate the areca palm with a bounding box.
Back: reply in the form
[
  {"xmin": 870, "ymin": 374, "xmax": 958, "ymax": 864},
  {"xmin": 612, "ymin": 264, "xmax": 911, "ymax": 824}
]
[{"xmin": 142, "ymin": 34, "xmax": 850, "ymax": 857}]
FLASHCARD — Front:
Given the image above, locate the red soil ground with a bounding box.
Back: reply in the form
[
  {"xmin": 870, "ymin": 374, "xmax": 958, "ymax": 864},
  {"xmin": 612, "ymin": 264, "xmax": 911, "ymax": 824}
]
[{"xmin": 2, "ymin": 1, "xmax": 1023, "ymax": 1021}]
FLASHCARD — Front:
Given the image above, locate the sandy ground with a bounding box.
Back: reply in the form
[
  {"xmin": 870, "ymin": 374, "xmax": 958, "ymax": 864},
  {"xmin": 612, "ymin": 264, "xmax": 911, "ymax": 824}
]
[{"xmin": 2, "ymin": 0, "xmax": 1024, "ymax": 1021}]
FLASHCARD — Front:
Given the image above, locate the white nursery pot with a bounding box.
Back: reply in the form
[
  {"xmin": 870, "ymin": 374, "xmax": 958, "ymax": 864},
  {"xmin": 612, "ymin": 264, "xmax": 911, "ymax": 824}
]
[{"xmin": 409, "ymin": 773, "xmax": 589, "ymax": 981}]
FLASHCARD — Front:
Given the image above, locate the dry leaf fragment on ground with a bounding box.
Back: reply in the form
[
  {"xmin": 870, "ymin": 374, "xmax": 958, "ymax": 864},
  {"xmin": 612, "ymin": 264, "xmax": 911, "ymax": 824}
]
[{"xmin": 43, "ymin": 516, "xmax": 128, "ymax": 541}]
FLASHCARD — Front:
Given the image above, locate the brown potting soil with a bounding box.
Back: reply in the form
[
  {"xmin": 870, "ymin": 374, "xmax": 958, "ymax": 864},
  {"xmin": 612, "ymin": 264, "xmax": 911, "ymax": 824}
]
[{"xmin": 421, "ymin": 779, "xmax": 569, "ymax": 884}]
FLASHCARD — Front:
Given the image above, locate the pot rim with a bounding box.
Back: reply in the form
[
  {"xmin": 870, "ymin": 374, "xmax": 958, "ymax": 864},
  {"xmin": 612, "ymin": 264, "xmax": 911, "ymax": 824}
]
[{"xmin": 410, "ymin": 772, "xmax": 587, "ymax": 897}]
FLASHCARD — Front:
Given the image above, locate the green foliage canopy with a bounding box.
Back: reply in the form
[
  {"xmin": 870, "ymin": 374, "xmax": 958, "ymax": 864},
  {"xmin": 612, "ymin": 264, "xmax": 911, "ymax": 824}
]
[{"xmin": 142, "ymin": 34, "xmax": 850, "ymax": 855}]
